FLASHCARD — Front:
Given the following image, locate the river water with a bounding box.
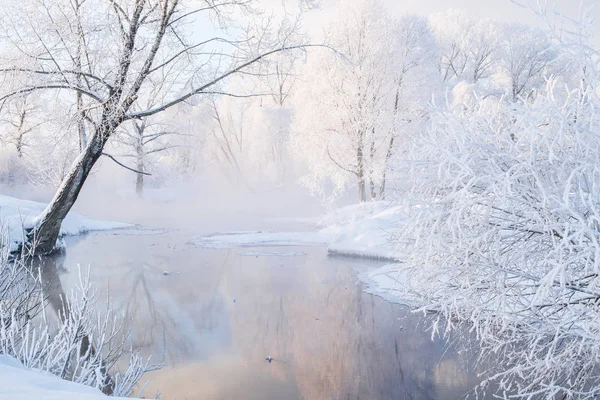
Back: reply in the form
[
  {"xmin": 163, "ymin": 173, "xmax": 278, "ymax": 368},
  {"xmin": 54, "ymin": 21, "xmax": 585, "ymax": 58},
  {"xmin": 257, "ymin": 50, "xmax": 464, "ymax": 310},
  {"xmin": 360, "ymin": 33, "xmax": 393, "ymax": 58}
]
[
  {"xmin": 35, "ymin": 225, "xmax": 491, "ymax": 400},
  {"xmin": 30, "ymin": 189, "xmax": 493, "ymax": 400}
]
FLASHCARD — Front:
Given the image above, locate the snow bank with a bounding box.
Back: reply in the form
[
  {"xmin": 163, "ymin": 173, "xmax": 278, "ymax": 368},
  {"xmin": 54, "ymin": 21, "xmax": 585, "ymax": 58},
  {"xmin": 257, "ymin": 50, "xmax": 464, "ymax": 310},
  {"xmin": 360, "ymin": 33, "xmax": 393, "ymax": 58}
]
[
  {"xmin": 190, "ymin": 202, "xmax": 406, "ymax": 261},
  {"xmin": 358, "ymin": 264, "xmax": 424, "ymax": 307},
  {"xmin": 190, "ymin": 201, "xmax": 417, "ymax": 305},
  {"xmin": 0, "ymin": 356, "xmax": 128, "ymax": 400},
  {"xmin": 320, "ymin": 202, "xmax": 427, "ymax": 305},
  {"xmin": 319, "ymin": 201, "xmax": 406, "ymax": 260},
  {"xmin": 0, "ymin": 195, "xmax": 132, "ymax": 251}
]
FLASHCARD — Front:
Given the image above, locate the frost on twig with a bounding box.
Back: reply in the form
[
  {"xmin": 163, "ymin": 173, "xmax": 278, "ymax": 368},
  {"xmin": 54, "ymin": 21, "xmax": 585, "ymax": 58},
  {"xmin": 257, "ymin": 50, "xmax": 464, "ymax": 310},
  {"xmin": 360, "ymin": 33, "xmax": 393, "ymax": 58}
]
[{"xmin": 0, "ymin": 229, "xmax": 160, "ymax": 397}]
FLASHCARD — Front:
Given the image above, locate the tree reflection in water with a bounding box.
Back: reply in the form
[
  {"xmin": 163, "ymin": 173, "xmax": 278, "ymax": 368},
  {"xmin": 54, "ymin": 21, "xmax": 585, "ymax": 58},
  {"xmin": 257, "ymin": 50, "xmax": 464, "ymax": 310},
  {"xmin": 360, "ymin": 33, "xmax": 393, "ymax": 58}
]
[{"xmin": 55, "ymin": 232, "xmax": 493, "ymax": 399}]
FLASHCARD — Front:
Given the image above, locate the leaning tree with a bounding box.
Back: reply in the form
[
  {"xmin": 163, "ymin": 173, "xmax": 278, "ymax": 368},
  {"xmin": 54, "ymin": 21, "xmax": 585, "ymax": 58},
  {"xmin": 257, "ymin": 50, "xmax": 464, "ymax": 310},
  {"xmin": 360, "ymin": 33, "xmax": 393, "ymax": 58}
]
[{"xmin": 0, "ymin": 0, "xmax": 311, "ymax": 254}]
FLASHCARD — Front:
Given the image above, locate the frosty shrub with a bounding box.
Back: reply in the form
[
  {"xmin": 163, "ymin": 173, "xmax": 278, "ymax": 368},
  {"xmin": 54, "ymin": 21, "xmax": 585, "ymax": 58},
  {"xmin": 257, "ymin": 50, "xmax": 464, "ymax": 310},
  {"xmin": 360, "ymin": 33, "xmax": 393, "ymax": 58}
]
[
  {"xmin": 0, "ymin": 230, "xmax": 159, "ymax": 397},
  {"xmin": 397, "ymin": 78, "xmax": 600, "ymax": 398}
]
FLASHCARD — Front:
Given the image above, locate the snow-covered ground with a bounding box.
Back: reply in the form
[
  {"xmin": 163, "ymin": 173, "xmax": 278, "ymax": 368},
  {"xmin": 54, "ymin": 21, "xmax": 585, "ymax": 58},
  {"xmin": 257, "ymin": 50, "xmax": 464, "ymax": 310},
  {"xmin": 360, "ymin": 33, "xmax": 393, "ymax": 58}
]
[
  {"xmin": 0, "ymin": 356, "xmax": 128, "ymax": 400},
  {"xmin": 318, "ymin": 201, "xmax": 406, "ymax": 260},
  {"xmin": 317, "ymin": 203, "xmax": 425, "ymax": 305},
  {"xmin": 0, "ymin": 195, "xmax": 132, "ymax": 251},
  {"xmin": 358, "ymin": 264, "xmax": 425, "ymax": 307}
]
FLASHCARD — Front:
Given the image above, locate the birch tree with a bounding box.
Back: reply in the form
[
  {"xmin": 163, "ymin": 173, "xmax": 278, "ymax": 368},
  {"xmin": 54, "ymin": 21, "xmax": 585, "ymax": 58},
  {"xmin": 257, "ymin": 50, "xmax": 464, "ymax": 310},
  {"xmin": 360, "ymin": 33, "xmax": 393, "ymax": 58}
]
[
  {"xmin": 112, "ymin": 117, "xmax": 184, "ymax": 195},
  {"xmin": 0, "ymin": 96, "xmax": 41, "ymax": 158}
]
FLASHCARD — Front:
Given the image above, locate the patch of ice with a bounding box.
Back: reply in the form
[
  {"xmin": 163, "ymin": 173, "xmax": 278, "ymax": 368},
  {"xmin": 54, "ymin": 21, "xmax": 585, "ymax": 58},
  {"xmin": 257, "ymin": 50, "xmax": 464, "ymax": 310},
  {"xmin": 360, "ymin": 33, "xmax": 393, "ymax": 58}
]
[
  {"xmin": 358, "ymin": 264, "xmax": 424, "ymax": 307},
  {"xmin": 189, "ymin": 201, "xmax": 407, "ymax": 260},
  {"xmin": 108, "ymin": 227, "xmax": 168, "ymax": 236},
  {"xmin": 190, "ymin": 231, "xmax": 332, "ymax": 249},
  {"xmin": 264, "ymin": 216, "xmax": 320, "ymax": 225},
  {"xmin": 239, "ymin": 250, "xmax": 307, "ymax": 257}
]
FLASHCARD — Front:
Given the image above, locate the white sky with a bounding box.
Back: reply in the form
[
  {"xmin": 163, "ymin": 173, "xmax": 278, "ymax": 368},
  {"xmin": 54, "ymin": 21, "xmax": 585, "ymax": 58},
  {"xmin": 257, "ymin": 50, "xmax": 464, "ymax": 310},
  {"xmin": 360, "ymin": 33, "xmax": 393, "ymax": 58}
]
[{"xmin": 294, "ymin": 0, "xmax": 600, "ymax": 43}]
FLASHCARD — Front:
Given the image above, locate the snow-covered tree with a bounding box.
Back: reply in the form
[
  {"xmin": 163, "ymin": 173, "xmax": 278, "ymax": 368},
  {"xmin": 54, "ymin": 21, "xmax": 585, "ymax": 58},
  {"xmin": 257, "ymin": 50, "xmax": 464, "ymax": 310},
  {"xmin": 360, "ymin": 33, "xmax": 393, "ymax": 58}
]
[
  {"xmin": 0, "ymin": 240, "xmax": 158, "ymax": 396},
  {"xmin": 430, "ymin": 10, "xmax": 500, "ymax": 86},
  {"xmin": 499, "ymin": 24, "xmax": 560, "ymax": 102},
  {"xmin": 204, "ymin": 96, "xmax": 293, "ymax": 190},
  {"xmin": 392, "ymin": 10, "xmax": 600, "ymax": 397},
  {"xmin": 0, "ymin": 0, "xmax": 314, "ymax": 254},
  {"xmin": 291, "ymin": 1, "xmax": 434, "ymax": 202},
  {"xmin": 379, "ymin": 15, "xmax": 437, "ymax": 199},
  {"xmin": 111, "ymin": 115, "xmax": 187, "ymax": 196}
]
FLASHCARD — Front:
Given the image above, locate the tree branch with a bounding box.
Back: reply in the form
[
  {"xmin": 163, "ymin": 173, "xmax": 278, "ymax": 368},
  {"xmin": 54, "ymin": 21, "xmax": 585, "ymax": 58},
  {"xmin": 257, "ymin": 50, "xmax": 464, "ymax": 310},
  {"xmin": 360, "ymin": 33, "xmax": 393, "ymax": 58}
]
[
  {"xmin": 126, "ymin": 44, "xmax": 337, "ymax": 120},
  {"xmin": 102, "ymin": 152, "xmax": 151, "ymax": 175}
]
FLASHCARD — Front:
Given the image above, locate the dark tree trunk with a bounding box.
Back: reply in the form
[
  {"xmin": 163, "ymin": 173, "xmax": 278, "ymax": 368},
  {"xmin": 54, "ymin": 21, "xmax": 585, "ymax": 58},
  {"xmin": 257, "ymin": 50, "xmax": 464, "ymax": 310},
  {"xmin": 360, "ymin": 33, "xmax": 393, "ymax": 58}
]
[
  {"xmin": 25, "ymin": 117, "xmax": 118, "ymax": 255},
  {"xmin": 369, "ymin": 180, "xmax": 376, "ymax": 201},
  {"xmin": 15, "ymin": 109, "xmax": 26, "ymax": 158},
  {"xmin": 369, "ymin": 137, "xmax": 377, "ymax": 201},
  {"xmin": 133, "ymin": 120, "xmax": 146, "ymax": 197},
  {"xmin": 77, "ymin": 93, "xmax": 87, "ymax": 152}
]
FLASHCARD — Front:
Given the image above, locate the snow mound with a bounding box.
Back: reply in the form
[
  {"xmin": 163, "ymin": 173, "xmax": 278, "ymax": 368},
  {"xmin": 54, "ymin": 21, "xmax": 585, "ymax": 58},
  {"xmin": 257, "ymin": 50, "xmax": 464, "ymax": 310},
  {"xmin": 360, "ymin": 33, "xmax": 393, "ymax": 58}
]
[
  {"xmin": 0, "ymin": 195, "xmax": 132, "ymax": 251},
  {"xmin": 358, "ymin": 264, "xmax": 423, "ymax": 307},
  {"xmin": 189, "ymin": 202, "xmax": 406, "ymax": 260},
  {"xmin": 190, "ymin": 231, "xmax": 332, "ymax": 249},
  {"xmin": 320, "ymin": 201, "xmax": 406, "ymax": 260},
  {"xmin": 0, "ymin": 355, "xmax": 128, "ymax": 400}
]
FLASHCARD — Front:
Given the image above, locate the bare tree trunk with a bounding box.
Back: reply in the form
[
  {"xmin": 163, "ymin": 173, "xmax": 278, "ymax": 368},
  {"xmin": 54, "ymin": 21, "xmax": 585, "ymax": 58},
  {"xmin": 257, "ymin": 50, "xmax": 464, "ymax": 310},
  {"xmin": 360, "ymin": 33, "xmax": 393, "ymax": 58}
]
[
  {"xmin": 136, "ymin": 148, "xmax": 144, "ymax": 196},
  {"xmin": 357, "ymin": 175, "xmax": 366, "ymax": 203},
  {"xmin": 380, "ymin": 136, "xmax": 395, "ymax": 200},
  {"xmin": 26, "ymin": 118, "xmax": 117, "ymax": 255},
  {"xmin": 369, "ymin": 180, "xmax": 376, "ymax": 201},
  {"xmin": 77, "ymin": 93, "xmax": 87, "ymax": 152},
  {"xmin": 369, "ymin": 137, "xmax": 377, "ymax": 201},
  {"xmin": 356, "ymin": 131, "xmax": 366, "ymax": 203},
  {"xmin": 15, "ymin": 108, "xmax": 26, "ymax": 157},
  {"xmin": 74, "ymin": 0, "xmax": 87, "ymax": 153}
]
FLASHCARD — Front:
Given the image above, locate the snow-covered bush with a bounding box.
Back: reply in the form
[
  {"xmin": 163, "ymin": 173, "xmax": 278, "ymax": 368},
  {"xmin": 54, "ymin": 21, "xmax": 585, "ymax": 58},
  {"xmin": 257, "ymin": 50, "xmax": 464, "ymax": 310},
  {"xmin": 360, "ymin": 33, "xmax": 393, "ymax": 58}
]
[
  {"xmin": 0, "ymin": 233, "xmax": 158, "ymax": 397},
  {"xmin": 396, "ymin": 76, "xmax": 600, "ymax": 398}
]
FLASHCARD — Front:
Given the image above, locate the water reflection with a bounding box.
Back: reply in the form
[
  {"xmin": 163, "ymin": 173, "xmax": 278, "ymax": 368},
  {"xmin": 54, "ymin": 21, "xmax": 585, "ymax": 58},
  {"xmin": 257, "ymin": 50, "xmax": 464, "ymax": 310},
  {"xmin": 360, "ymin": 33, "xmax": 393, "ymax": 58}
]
[
  {"xmin": 33, "ymin": 250, "xmax": 68, "ymax": 319},
  {"xmin": 52, "ymin": 231, "xmax": 492, "ymax": 399}
]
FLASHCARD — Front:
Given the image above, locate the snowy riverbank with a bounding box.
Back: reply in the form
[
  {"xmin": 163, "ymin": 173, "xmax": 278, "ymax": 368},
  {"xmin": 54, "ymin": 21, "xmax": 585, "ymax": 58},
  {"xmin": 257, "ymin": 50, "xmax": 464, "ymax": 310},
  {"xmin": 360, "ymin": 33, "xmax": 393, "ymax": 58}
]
[
  {"xmin": 318, "ymin": 201, "xmax": 406, "ymax": 260},
  {"xmin": 0, "ymin": 195, "xmax": 132, "ymax": 252},
  {"xmin": 0, "ymin": 356, "xmax": 129, "ymax": 400},
  {"xmin": 191, "ymin": 201, "xmax": 406, "ymax": 259},
  {"xmin": 190, "ymin": 201, "xmax": 416, "ymax": 305}
]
